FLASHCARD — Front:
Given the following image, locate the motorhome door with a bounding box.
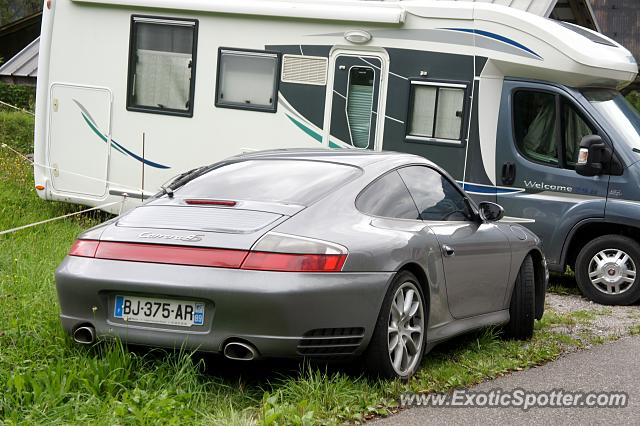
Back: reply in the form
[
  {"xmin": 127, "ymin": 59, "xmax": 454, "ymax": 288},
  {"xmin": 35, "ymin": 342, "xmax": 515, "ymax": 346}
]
[
  {"xmin": 48, "ymin": 84, "xmax": 111, "ymax": 197},
  {"xmin": 324, "ymin": 51, "xmax": 388, "ymax": 150},
  {"xmin": 495, "ymin": 81, "xmax": 610, "ymax": 265}
]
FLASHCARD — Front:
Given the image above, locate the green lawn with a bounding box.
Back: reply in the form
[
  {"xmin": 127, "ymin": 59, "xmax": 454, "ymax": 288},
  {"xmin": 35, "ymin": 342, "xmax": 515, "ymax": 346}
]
[{"xmin": 0, "ymin": 110, "xmax": 615, "ymax": 425}]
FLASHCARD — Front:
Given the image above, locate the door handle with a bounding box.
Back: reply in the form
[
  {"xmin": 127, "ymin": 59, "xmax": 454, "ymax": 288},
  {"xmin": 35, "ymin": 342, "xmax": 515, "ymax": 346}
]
[
  {"xmin": 442, "ymin": 245, "xmax": 455, "ymax": 257},
  {"xmin": 501, "ymin": 162, "xmax": 516, "ymax": 185}
]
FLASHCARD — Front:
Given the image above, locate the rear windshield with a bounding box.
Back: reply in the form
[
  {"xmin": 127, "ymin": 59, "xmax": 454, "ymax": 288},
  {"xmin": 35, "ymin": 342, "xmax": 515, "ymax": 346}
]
[{"xmin": 177, "ymin": 159, "xmax": 362, "ymax": 205}]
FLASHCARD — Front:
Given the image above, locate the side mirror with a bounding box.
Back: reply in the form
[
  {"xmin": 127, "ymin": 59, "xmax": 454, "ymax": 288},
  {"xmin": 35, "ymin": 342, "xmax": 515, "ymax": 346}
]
[
  {"xmin": 576, "ymin": 135, "xmax": 611, "ymax": 177},
  {"xmin": 478, "ymin": 201, "xmax": 504, "ymax": 222}
]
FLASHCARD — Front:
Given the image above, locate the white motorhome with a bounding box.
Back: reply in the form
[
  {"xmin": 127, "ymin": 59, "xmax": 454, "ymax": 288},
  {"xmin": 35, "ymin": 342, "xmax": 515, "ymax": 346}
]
[
  {"xmin": 34, "ymin": 0, "xmax": 632, "ymax": 210},
  {"xmin": 37, "ymin": 0, "xmax": 640, "ymax": 304}
]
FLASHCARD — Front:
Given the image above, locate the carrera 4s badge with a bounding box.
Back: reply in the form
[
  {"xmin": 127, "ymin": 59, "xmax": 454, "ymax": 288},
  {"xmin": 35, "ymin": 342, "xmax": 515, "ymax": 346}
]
[{"xmin": 139, "ymin": 232, "xmax": 204, "ymax": 242}]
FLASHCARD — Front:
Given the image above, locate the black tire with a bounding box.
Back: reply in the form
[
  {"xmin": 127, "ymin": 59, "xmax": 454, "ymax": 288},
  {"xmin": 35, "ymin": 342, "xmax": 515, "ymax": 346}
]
[
  {"xmin": 575, "ymin": 235, "xmax": 640, "ymax": 305},
  {"xmin": 504, "ymin": 255, "xmax": 535, "ymax": 340},
  {"xmin": 364, "ymin": 271, "xmax": 426, "ymax": 379}
]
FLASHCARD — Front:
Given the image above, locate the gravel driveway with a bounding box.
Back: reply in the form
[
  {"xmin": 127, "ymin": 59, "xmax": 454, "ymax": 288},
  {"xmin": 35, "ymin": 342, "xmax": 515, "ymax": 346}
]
[{"xmin": 545, "ymin": 292, "xmax": 640, "ymax": 343}]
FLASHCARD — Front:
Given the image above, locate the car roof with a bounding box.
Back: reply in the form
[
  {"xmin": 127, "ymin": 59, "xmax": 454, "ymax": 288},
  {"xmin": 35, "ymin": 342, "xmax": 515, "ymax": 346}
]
[{"xmin": 232, "ymin": 148, "xmax": 431, "ymax": 168}]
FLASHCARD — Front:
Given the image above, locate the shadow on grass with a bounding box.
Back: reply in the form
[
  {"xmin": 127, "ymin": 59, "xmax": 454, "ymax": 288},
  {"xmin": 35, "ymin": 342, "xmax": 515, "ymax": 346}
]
[{"xmin": 119, "ymin": 326, "xmax": 497, "ymax": 384}]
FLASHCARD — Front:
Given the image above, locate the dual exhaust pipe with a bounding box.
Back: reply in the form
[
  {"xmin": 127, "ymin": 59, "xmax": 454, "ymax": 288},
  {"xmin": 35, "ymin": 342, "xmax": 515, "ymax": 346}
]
[
  {"xmin": 73, "ymin": 325, "xmax": 96, "ymax": 345},
  {"xmin": 73, "ymin": 325, "xmax": 258, "ymax": 361},
  {"xmin": 223, "ymin": 341, "xmax": 258, "ymax": 361}
]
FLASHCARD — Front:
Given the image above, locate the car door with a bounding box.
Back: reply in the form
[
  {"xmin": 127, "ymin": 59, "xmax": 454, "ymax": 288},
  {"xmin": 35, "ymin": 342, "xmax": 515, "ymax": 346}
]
[
  {"xmin": 495, "ymin": 81, "xmax": 610, "ymax": 268},
  {"xmin": 398, "ymin": 166, "xmax": 512, "ymax": 318}
]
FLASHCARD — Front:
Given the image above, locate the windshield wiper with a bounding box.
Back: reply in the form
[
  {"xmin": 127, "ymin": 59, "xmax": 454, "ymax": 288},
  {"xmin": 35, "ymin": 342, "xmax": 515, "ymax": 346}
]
[
  {"xmin": 154, "ymin": 164, "xmax": 218, "ymax": 199},
  {"xmin": 159, "ymin": 184, "xmax": 174, "ymax": 198},
  {"xmin": 167, "ymin": 165, "xmax": 214, "ymax": 190}
]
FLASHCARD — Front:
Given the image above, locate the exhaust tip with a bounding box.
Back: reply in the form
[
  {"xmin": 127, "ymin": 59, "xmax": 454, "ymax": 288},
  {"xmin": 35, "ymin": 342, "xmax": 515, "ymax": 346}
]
[
  {"xmin": 73, "ymin": 326, "xmax": 96, "ymax": 345},
  {"xmin": 223, "ymin": 341, "xmax": 258, "ymax": 361}
]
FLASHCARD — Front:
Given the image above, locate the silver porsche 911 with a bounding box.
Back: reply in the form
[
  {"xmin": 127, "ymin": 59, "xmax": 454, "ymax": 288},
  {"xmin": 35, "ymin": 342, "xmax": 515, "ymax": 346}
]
[{"xmin": 56, "ymin": 149, "xmax": 547, "ymax": 379}]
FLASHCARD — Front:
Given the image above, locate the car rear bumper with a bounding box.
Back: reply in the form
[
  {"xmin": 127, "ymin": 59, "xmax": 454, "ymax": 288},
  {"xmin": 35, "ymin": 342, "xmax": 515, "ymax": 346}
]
[{"xmin": 55, "ymin": 256, "xmax": 393, "ymax": 358}]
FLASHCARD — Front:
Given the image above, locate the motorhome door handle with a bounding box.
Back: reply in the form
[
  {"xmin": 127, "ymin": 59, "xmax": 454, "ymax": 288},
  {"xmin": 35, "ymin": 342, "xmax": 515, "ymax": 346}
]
[
  {"xmin": 502, "ymin": 162, "xmax": 516, "ymax": 185},
  {"xmin": 442, "ymin": 245, "xmax": 455, "ymax": 257}
]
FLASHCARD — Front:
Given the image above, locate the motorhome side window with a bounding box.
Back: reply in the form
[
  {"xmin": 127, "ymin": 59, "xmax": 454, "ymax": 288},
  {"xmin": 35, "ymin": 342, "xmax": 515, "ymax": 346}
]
[
  {"xmin": 406, "ymin": 81, "xmax": 466, "ymax": 144},
  {"xmin": 514, "ymin": 90, "xmax": 594, "ymax": 169},
  {"xmin": 127, "ymin": 17, "xmax": 198, "ymax": 117},
  {"xmin": 347, "ymin": 67, "xmax": 375, "ymax": 148},
  {"xmin": 215, "ymin": 49, "xmax": 280, "ymax": 113}
]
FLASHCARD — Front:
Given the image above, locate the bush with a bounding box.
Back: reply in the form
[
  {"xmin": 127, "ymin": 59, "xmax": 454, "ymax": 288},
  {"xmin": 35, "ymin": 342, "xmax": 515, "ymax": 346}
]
[
  {"xmin": 0, "ymin": 111, "xmax": 35, "ymax": 153},
  {"xmin": 0, "ymin": 83, "xmax": 36, "ymax": 111}
]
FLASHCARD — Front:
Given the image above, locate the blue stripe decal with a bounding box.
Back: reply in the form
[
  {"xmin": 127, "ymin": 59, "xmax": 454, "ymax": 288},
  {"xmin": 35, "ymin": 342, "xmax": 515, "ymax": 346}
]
[
  {"xmin": 109, "ymin": 135, "xmax": 170, "ymax": 170},
  {"xmin": 77, "ymin": 103, "xmax": 171, "ymax": 170},
  {"xmin": 443, "ymin": 28, "xmax": 542, "ymax": 60},
  {"xmin": 457, "ymin": 181, "xmax": 524, "ymax": 195}
]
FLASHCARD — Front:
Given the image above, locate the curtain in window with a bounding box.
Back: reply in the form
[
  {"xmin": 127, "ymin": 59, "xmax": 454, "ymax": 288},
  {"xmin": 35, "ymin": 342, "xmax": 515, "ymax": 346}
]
[
  {"xmin": 135, "ymin": 50, "xmax": 191, "ymax": 110},
  {"xmin": 131, "ymin": 21, "xmax": 194, "ymax": 111},
  {"xmin": 522, "ymin": 102, "xmax": 557, "ymax": 163},
  {"xmin": 347, "ymin": 84, "xmax": 374, "ymax": 148},
  {"xmin": 564, "ymin": 107, "xmax": 592, "ymax": 166},
  {"xmin": 409, "ymin": 86, "xmax": 436, "ymax": 137},
  {"xmin": 434, "ymin": 88, "xmax": 464, "ymax": 139}
]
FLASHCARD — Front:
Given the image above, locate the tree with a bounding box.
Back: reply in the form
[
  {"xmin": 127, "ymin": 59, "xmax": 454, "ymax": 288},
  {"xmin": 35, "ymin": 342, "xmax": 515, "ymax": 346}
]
[{"xmin": 0, "ymin": 0, "xmax": 42, "ymax": 26}]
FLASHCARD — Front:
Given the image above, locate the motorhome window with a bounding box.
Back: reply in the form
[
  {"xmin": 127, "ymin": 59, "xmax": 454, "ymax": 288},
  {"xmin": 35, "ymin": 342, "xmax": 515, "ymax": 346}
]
[
  {"xmin": 513, "ymin": 91, "xmax": 559, "ymax": 166},
  {"xmin": 398, "ymin": 166, "xmax": 472, "ymax": 222},
  {"xmin": 356, "ymin": 171, "xmax": 420, "ymax": 220},
  {"xmin": 346, "ymin": 67, "xmax": 375, "ymax": 148},
  {"xmin": 216, "ymin": 49, "xmax": 279, "ymax": 112},
  {"xmin": 127, "ymin": 17, "xmax": 197, "ymax": 116},
  {"xmin": 407, "ymin": 82, "xmax": 466, "ymax": 143},
  {"xmin": 563, "ymin": 102, "xmax": 594, "ymax": 169}
]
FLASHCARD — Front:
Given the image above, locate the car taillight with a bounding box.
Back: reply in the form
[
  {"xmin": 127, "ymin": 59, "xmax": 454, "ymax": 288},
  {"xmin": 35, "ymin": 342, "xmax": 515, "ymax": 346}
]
[
  {"xmin": 96, "ymin": 242, "xmax": 248, "ymax": 268},
  {"xmin": 241, "ymin": 252, "xmax": 347, "ymax": 272},
  {"xmin": 66, "ymin": 233, "xmax": 348, "ymax": 272},
  {"xmin": 68, "ymin": 240, "xmax": 99, "ymax": 258},
  {"xmin": 241, "ymin": 232, "xmax": 348, "ymax": 272}
]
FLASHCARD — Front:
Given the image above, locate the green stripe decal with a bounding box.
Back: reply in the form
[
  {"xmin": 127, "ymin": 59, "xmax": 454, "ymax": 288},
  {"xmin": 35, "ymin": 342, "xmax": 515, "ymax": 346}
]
[
  {"xmin": 285, "ymin": 114, "xmax": 341, "ymax": 149},
  {"xmin": 77, "ymin": 103, "xmax": 170, "ymax": 169},
  {"xmin": 286, "ymin": 114, "xmax": 322, "ymax": 142},
  {"xmin": 81, "ymin": 112, "xmax": 127, "ymax": 155}
]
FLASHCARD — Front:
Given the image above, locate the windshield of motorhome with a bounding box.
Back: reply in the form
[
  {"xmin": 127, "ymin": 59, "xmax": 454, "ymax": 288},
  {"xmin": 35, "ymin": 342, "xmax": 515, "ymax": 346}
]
[{"xmin": 583, "ymin": 89, "xmax": 640, "ymax": 151}]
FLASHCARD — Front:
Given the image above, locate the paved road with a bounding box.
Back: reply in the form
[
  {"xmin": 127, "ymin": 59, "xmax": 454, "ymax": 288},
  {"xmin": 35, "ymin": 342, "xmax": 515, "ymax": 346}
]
[{"xmin": 376, "ymin": 336, "xmax": 640, "ymax": 425}]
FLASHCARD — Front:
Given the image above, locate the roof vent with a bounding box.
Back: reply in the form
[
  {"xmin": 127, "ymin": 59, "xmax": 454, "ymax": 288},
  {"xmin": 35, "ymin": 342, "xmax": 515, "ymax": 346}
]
[{"xmin": 281, "ymin": 54, "xmax": 328, "ymax": 86}]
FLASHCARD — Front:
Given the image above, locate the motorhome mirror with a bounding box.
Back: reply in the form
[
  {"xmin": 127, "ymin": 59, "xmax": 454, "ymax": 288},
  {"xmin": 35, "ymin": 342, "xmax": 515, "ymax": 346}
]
[
  {"xmin": 575, "ymin": 135, "xmax": 610, "ymax": 177},
  {"xmin": 478, "ymin": 201, "xmax": 504, "ymax": 222}
]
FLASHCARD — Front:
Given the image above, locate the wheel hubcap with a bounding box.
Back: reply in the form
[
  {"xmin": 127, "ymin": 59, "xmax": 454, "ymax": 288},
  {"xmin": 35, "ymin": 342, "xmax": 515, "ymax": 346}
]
[
  {"xmin": 588, "ymin": 249, "xmax": 637, "ymax": 295},
  {"xmin": 387, "ymin": 282, "xmax": 424, "ymax": 376}
]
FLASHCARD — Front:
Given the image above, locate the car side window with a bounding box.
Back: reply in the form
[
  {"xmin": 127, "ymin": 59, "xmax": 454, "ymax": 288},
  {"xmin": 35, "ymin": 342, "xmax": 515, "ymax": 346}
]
[
  {"xmin": 398, "ymin": 166, "xmax": 472, "ymax": 222},
  {"xmin": 563, "ymin": 101, "xmax": 594, "ymax": 169},
  {"xmin": 356, "ymin": 171, "xmax": 420, "ymax": 220},
  {"xmin": 513, "ymin": 89, "xmax": 596, "ymax": 170},
  {"xmin": 513, "ymin": 91, "xmax": 559, "ymax": 166}
]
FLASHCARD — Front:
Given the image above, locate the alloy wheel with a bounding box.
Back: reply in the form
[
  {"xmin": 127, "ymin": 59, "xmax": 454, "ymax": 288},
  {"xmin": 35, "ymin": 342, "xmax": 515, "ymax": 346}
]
[{"xmin": 387, "ymin": 281, "xmax": 425, "ymax": 376}]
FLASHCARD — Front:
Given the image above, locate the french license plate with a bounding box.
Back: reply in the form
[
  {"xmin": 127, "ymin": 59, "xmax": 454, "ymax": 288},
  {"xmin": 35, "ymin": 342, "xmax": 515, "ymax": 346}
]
[{"xmin": 114, "ymin": 295, "xmax": 205, "ymax": 327}]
